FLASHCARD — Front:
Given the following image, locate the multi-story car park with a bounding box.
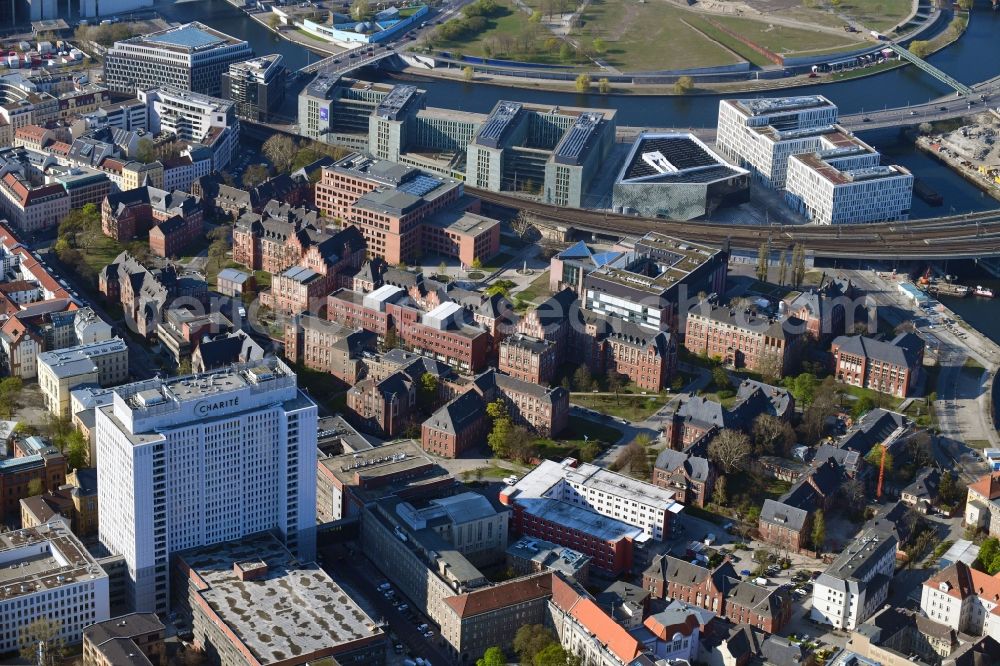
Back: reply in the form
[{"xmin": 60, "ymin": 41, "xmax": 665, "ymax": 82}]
[{"xmin": 103, "ymin": 23, "xmax": 253, "ymax": 97}]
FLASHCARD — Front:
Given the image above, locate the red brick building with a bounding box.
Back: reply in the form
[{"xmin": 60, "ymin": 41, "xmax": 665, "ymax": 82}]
[
  {"xmin": 326, "ymin": 287, "xmax": 493, "ymax": 374},
  {"xmin": 101, "ymin": 187, "xmax": 203, "ymax": 258},
  {"xmin": 684, "ymin": 303, "xmax": 804, "ymax": 378},
  {"xmin": 284, "ymin": 314, "xmax": 376, "ymax": 387},
  {"xmin": 421, "ymin": 390, "xmax": 488, "ymax": 458},
  {"xmin": 652, "ymin": 450, "xmax": 716, "ymax": 508},
  {"xmin": 0, "ymin": 438, "xmax": 67, "ymax": 518},
  {"xmin": 474, "ymin": 369, "xmax": 569, "ymax": 437},
  {"xmin": 498, "ymin": 334, "xmax": 557, "ymax": 385},
  {"xmin": 345, "ymin": 371, "xmax": 416, "ymax": 437},
  {"xmin": 831, "ymin": 332, "xmax": 924, "ymax": 399},
  {"xmin": 315, "ymin": 154, "xmax": 498, "ymax": 265},
  {"xmin": 268, "ymin": 227, "xmax": 366, "ymax": 316},
  {"xmin": 643, "ymin": 555, "xmax": 790, "ymax": 633},
  {"xmin": 232, "ymin": 203, "xmax": 326, "ymax": 275}
]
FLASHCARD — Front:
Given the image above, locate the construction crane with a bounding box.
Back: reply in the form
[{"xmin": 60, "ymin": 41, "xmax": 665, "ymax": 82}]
[{"xmin": 876, "ymin": 443, "xmax": 887, "ymax": 499}]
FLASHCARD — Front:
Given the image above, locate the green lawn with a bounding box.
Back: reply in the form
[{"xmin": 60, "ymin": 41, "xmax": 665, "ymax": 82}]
[
  {"xmin": 79, "ymin": 236, "xmax": 126, "ymax": 282},
  {"xmin": 570, "ymin": 0, "xmax": 743, "ymax": 72},
  {"xmin": 967, "ymin": 440, "xmax": 992, "ymax": 450},
  {"xmin": 836, "ymin": 0, "xmax": 914, "ymax": 33},
  {"xmin": 530, "ymin": 416, "xmax": 623, "ymax": 462},
  {"xmin": 707, "ymin": 14, "xmax": 865, "ymax": 55},
  {"xmin": 684, "ymin": 17, "xmax": 776, "ymax": 68},
  {"xmin": 515, "ymin": 270, "xmax": 552, "ymax": 305},
  {"xmin": 459, "ymin": 461, "xmax": 529, "ymax": 481},
  {"xmin": 841, "ymin": 383, "xmax": 905, "ymax": 411},
  {"xmin": 571, "ymin": 393, "xmax": 670, "ymax": 421},
  {"xmin": 433, "ymin": 1, "xmax": 567, "ymax": 65}
]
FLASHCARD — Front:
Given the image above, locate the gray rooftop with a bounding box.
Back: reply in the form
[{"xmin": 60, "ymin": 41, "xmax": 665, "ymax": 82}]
[{"xmin": 179, "ymin": 532, "xmax": 379, "ymax": 663}]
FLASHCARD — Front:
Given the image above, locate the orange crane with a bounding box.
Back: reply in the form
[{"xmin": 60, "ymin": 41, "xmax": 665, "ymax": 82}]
[{"xmin": 876, "ymin": 443, "xmax": 887, "ymax": 499}]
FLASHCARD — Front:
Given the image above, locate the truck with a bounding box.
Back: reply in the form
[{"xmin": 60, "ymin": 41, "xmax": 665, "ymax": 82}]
[{"xmin": 870, "ymin": 30, "xmax": 885, "ymax": 40}]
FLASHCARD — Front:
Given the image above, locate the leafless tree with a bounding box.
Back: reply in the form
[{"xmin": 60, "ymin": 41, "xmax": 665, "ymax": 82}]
[
  {"xmin": 708, "ymin": 429, "xmax": 752, "ymax": 473},
  {"xmin": 752, "ymin": 414, "xmax": 795, "ymax": 456}
]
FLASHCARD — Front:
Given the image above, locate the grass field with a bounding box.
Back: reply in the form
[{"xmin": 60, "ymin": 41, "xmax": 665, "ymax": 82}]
[
  {"xmin": 433, "ymin": 1, "xmax": 566, "ymax": 64},
  {"xmin": 571, "ymin": 393, "xmax": 670, "ymax": 421},
  {"xmin": 837, "ymin": 0, "xmax": 913, "ymax": 33},
  {"xmin": 571, "ymin": 1, "xmax": 743, "ymax": 71},
  {"xmin": 515, "ymin": 271, "xmax": 552, "ymax": 305},
  {"xmin": 707, "ymin": 14, "xmax": 864, "ymax": 55}
]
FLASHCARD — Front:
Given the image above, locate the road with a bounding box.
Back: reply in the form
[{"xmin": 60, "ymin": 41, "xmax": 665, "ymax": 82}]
[
  {"xmin": 845, "ymin": 268, "xmax": 997, "ymax": 483},
  {"xmin": 323, "ymin": 547, "xmax": 453, "ymax": 666},
  {"xmin": 40, "ymin": 248, "xmax": 161, "ymax": 380}
]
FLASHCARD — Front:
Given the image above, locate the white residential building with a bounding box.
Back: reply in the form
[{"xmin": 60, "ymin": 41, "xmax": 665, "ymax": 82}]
[
  {"xmin": 785, "ymin": 140, "xmax": 912, "ymax": 225},
  {"xmin": 716, "ymin": 95, "xmax": 839, "ymax": 189},
  {"xmin": 37, "ymin": 338, "xmax": 129, "ymax": 417},
  {"xmin": 0, "ymin": 521, "xmax": 110, "ymax": 653},
  {"xmin": 139, "ymin": 87, "xmax": 239, "ymax": 171},
  {"xmin": 95, "ymin": 358, "xmax": 317, "ymax": 614},
  {"xmin": 811, "ymin": 528, "xmax": 897, "ymax": 630},
  {"xmin": 921, "ymin": 561, "xmax": 1000, "ymax": 641},
  {"xmin": 500, "ymin": 458, "xmax": 683, "ymax": 541}
]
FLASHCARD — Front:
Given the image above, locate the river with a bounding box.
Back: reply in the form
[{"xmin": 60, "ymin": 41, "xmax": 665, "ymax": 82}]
[
  {"xmin": 156, "ymin": 0, "xmax": 1000, "ymax": 125},
  {"xmin": 157, "ymin": 0, "xmax": 1000, "ymax": 336}
]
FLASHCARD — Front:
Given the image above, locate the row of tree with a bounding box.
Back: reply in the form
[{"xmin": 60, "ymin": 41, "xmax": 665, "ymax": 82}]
[{"xmin": 755, "ymin": 242, "xmax": 807, "ymax": 286}]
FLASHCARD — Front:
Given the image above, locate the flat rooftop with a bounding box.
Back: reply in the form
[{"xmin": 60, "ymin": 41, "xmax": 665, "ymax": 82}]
[
  {"xmin": 38, "ymin": 338, "xmax": 126, "ymax": 378},
  {"xmin": 0, "ymin": 522, "xmax": 106, "ymax": 602},
  {"xmin": 586, "ymin": 231, "xmax": 722, "ymax": 294},
  {"xmin": 425, "ymin": 208, "xmax": 499, "ymax": 237},
  {"xmin": 180, "ymin": 532, "xmax": 379, "ymax": 664},
  {"xmin": 617, "ymin": 132, "xmax": 747, "ymax": 185},
  {"xmin": 553, "ymin": 112, "xmax": 608, "ymax": 166},
  {"xmin": 729, "ymin": 95, "xmax": 836, "ymax": 118},
  {"xmin": 139, "ymin": 22, "xmax": 244, "ymax": 51},
  {"xmin": 515, "ymin": 497, "xmax": 646, "ymax": 543},
  {"xmin": 475, "ymin": 101, "xmax": 523, "ymax": 148},
  {"xmin": 376, "ymin": 84, "xmax": 421, "ymax": 120}
]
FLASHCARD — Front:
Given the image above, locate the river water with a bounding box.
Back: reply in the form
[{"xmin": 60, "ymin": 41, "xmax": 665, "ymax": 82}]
[{"xmin": 157, "ymin": 0, "xmax": 1000, "ymax": 337}]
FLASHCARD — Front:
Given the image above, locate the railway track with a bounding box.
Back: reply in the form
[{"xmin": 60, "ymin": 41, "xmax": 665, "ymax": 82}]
[{"xmin": 471, "ymin": 188, "xmax": 1000, "ymax": 258}]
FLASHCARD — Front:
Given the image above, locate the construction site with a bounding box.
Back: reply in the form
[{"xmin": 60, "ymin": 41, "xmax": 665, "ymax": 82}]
[{"xmin": 917, "ymin": 111, "xmax": 1000, "ymax": 202}]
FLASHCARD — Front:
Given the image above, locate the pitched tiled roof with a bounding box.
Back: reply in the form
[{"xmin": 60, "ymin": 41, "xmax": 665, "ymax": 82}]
[
  {"xmin": 833, "ymin": 332, "xmax": 923, "ymax": 368},
  {"xmin": 442, "ymin": 572, "xmax": 552, "ymax": 618},
  {"xmin": 424, "ymin": 390, "xmax": 485, "ymax": 435},
  {"xmin": 570, "ymin": 598, "xmax": 642, "ymax": 663},
  {"xmin": 969, "ymin": 473, "xmax": 1000, "ymax": 502}
]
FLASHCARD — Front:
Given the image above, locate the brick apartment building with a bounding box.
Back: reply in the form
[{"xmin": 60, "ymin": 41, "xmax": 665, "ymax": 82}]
[
  {"xmin": 0, "ymin": 436, "xmax": 67, "ymax": 518},
  {"xmin": 283, "ymin": 314, "xmax": 376, "ymax": 387},
  {"xmin": 684, "ymin": 303, "xmax": 804, "ymax": 377},
  {"xmin": 474, "ymin": 369, "xmax": 569, "ymax": 437},
  {"xmin": 498, "ymin": 334, "xmax": 558, "ymax": 385},
  {"xmin": 267, "ymin": 225, "xmax": 366, "ymax": 316},
  {"xmin": 421, "ymin": 389, "xmax": 489, "ymax": 458},
  {"xmin": 101, "ymin": 186, "xmax": 203, "ymax": 257},
  {"xmin": 232, "ymin": 202, "xmax": 325, "ymax": 274},
  {"xmin": 346, "ymin": 371, "xmax": 417, "ymax": 437},
  {"xmin": 653, "ymin": 450, "xmax": 716, "ymax": 508},
  {"xmin": 315, "ymin": 154, "xmax": 499, "ymax": 265},
  {"xmin": 662, "ymin": 379, "xmax": 793, "ymax": 450},
  {"xmin": 327, "ymin": 286, "xmax": 493, "ymax": 374},
  {"xmin": 831, "ymin": 332, "xmax": 924, "ymax": 398},
  {"xmin": 99, "ymin": 253, "xmax": 176, "ymax": 337},
  {"xmin": 643, "ymin": 555, "xmax": 790, "ymax": 633}
]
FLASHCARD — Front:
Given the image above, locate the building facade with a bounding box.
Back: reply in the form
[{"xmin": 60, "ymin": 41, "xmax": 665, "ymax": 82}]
[
  {"xmin": 95, "ymin": 358, "xmax": 317, "ymax": 614},
  {"xmin": 104, "ymin": 23, "xmax": 253, "ymax": 97}
]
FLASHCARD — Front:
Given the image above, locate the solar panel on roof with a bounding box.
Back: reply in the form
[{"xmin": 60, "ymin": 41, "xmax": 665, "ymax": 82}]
[{"xmin": 397, "ymin": 175, "xmax": 442, "ymax": 197}]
